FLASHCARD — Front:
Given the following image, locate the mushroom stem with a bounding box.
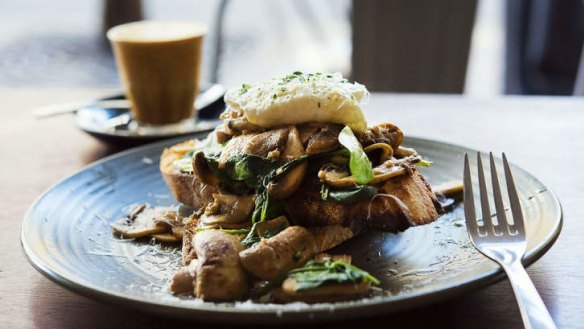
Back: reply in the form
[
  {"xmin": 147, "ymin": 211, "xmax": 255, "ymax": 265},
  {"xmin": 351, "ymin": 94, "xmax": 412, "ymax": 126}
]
[
  {"xmin": 193, "ymin": 151, "xmax": 220, "ymax": 186},
  {"xmin": 319, "ymin": 164, "xmax": 407, "ymax": 188},
  {"xmin": 364, "ymin": 143, "xmax": 394, "ymax": 163}
]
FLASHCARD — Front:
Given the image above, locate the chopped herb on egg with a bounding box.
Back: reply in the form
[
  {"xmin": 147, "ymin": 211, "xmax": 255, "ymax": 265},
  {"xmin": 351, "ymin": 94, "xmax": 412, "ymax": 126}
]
[{"xmin": 239, "ymin": 83, "xmax": 251, "ymax": 95}]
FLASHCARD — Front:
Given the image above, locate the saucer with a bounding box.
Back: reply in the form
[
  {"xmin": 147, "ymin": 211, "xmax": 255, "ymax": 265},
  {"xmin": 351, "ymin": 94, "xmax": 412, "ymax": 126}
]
[{"xmin": 75, "ymin": 87, "xmax": 224, "ymax": 146}]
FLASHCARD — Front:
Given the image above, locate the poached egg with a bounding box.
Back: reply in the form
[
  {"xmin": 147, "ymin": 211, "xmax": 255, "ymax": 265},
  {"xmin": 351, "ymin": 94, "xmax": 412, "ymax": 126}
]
[{"xmin": 224, "ymin": 72, "xmax": 369, "ymax": 133}]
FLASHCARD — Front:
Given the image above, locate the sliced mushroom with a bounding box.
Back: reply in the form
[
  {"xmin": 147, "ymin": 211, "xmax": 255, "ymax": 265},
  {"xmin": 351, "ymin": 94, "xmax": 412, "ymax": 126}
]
[
  {"xmin": 214, "ymin": 126, "xmax": 232, "ymax": 144},
  {"xmin": 317, "ymin": 163, "xmax": 353, "ymax": 188},
  {"xmin": 273, "ymin": 254, "xmax": 371, "ymax": 303},
  {"xmin": 181, "ymin": 213, "xmax": 201, "ymax": 266},
  {"xmin": 199, "ymin": 194, "xmax": 255, "ymax": 228},
  {"xmin": 239, "ymin": 226, "xmax": 318, "ymax": 280},
  {"xmin": 112, "ymin": 205, "xmax": 170, "ymax": 238},
  {"xmin": 275, "ymin": 279, "xmax": 370, "ymax": 303},
  {"xmin": 256, "ymin": 215, "xmax": 290, "ymax": 238},
  {"xmin": 193, "ymin": 151, "xmax": 220, "ymax": 186},
  {"xmin": 169, "ymin": 260, "xmax": 198, "ymax": 295},
  {"xmin": 267, "ymin": 127, "xmax": 307, "ymax": 199},
  {"xmin": 363, "ymin": 142, "xmax": 394, "ymax": 164},
  {"xmin": 193, "ymin": 230, "xmax": 248, "ymax": 301},
  {"xmin": 225, "ymin": 116, "xmax": 263, "ymax": 134},
  {"xmin": 305, "ymin": 124, "xmax": 342, "ymax": 155},
  {"xmin": 297, "ymin": 123, "xmax": 322, "ymax": 145},
  {"xmin": 318, "ymin": 162, "xmax": 407, "ymax": 188},
  {"xmin": 367, "ymin": 122, "xmax": 403, "ymax": 149},
  {"xmin": 432, "ymin": 180, "xmax": 463, "ymax": 211},
  {"xmin": 433, "ymin": 180, "xmax": 463, "ymax": 197},
  {"xmin": 153, "ymin": 211, "xmax": 184, "ymax": 227},
  {"xmin": 394, "ymin": 146, "xmax": 418, "ymax": 157},
  {"xmin": 220, "ymin": 108, "xmax": 264, "ymax": 135},
  {"xmin": 281, "ymin": 126, "xmax": 304, "ymax": 161},
  {"xmin": 243, "ymin": 128, "xmax": 289, "ymax": 158},
  {"xmin": 152, "ymin": 233, "xmax": 181, "ymax": 243},
  {"xmin": 172, "ymin": 226, "xmax": 185, "ymax": 239},
  {"xmin": 369, "ymin": 162, "xmax": 407, "ymax": 185}
]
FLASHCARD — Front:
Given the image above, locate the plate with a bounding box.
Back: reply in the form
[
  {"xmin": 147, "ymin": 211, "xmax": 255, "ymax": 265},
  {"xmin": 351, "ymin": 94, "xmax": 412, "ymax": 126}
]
[
  {"xmin": 21, "ymin": 135, "xmax": 562, "ymax": 323},
  {"xmin": 75, "ymin": 85, "xmax": 225, "ymax": 147}
]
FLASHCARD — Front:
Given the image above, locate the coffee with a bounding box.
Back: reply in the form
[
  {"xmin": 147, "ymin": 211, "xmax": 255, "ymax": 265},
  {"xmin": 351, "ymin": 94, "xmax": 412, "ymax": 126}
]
[{"xmin": 107, "ymin": 21, "xmax": 207, "ymax": 125}]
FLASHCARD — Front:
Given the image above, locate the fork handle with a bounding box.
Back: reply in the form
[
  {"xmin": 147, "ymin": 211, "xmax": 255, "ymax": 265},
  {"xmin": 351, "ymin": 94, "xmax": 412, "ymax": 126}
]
[{"xmin": 501, "ymin": 260, "xmax": 557, "ymax": 329}]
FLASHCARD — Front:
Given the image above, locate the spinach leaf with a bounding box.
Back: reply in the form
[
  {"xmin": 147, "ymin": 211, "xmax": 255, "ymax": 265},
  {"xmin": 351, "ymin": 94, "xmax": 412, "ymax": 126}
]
[
  {"xmin": 203, "ymin": 151, "xmax": 309, "ymax": 248},
  {"xmin": 243, "ymin": 188, "xmax": 286, "ymax": 247},
  {"xmin": 251, "ymin": 189, "xmax": 275, "ymax": 223},
  {"xmin": 224, "ymin": 154, "xmax": 279, "ymax": 184},
  {"xmin": 338, "ymin": 126, "xmax": 374, "ymax": 184},
  {"xmin": 323, "ymin": 185, "xmax": 378, "ymax": 204},
  {"xmin": 287, "ymin": 260, "xmax": 380, "ymax": 291},
  {"xmin": 269, "ymin": 155, "xmax": 308, "ymax": 180},
  {"xmin": 241, "ymin": 222, "xmax": 262, "ymax": 248},
  {"xmin": 204, "ymin": 154, "xmax": 278, "ymax": 190}
]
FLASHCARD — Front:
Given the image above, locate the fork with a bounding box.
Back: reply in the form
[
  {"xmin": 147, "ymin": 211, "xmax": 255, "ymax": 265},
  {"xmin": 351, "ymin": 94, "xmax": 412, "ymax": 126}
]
[{"xmin": 463, "ymin": 152, "xmax": 557, "ymax": 329}]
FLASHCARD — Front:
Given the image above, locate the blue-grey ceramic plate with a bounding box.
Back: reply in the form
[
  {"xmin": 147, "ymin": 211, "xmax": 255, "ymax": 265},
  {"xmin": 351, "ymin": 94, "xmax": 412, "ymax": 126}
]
[{"xmin": 21, "ymin": 136, "xmax": 562, "ymax": 323}]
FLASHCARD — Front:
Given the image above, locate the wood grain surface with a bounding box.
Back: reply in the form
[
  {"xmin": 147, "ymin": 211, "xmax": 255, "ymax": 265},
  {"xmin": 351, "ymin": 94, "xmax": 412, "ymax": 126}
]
[{"xmin": 1, "ymin": 89, "xmax": 583, "ymax": 329}]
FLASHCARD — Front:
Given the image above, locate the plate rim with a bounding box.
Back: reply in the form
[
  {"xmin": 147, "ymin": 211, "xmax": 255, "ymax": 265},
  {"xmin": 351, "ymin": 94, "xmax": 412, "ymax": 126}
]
[{"xmin": 20, "ymin": 135, "xmax": 563, "ymax": 323}]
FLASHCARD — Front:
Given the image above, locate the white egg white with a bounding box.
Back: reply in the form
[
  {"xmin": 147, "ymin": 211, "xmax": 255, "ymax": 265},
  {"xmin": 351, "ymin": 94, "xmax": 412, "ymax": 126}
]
[{"xmin": 224, "ymin": 72, "xmax": 369, "ymax": 132}]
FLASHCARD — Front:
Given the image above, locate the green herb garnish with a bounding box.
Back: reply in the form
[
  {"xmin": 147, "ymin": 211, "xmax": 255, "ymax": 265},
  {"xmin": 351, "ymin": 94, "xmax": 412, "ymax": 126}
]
[
  {"xmin": 239, "ymin": 83, "xmax": 251, "ymax": 95},
  {"xmin": 338, "ymin": 126, "xmax": 374, "ymax": 184},
  {"xmin": 286, "ymin": 260, "xmax": 380, "ymax": 291},
  {"xmin": 415, "ymin": 159, "xmax": 433, "ymax": 167},
  {"xmin": 322, "ymin": 185, "xmax": 378, "ymax": 204}
]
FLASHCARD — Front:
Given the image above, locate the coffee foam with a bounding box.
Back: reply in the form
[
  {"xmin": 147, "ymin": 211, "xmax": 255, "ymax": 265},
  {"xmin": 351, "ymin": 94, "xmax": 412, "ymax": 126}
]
[{"xmin": 107, "ymin": 21, "xmax": 207, "ymax": 42}]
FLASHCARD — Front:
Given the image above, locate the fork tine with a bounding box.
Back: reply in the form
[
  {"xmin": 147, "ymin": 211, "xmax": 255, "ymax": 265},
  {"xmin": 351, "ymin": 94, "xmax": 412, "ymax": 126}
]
[
  {"xmin": 489, "ymin": 152, "xmax": 509, "ymax": 234},
  {"xmin": 477, "ymin": 152, "xmax": 495, "ymax": 235},
  {"xmin": 463, "ymin": 153, "xmax": 479, "ymax": 235},
  {"xmin": 503, "ymin": 153, "xmax": 525, "ymax": 235}
]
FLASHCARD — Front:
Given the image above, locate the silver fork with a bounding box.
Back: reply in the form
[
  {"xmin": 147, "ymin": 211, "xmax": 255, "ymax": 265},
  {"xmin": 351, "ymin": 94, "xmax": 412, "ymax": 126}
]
[{"xmin": 463, "ymin": 152, "xmax": 557, "ymax": 329}]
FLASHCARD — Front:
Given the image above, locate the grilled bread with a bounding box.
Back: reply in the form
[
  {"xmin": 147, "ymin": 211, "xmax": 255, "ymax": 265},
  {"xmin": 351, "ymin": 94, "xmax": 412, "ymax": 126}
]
[{"xmin": 160, "ymin": 132, "xmax": 442, "ymax": 235}]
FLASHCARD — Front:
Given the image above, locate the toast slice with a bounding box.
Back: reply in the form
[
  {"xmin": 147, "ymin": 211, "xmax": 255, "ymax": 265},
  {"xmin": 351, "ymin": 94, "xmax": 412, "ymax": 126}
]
[
  {"xmin": 283, "ymin": 168, "xmax": 442, "ymax": 234},
  {"xmin": 160, "ymin": 140, "xmax": 221, "ymax": 210},
  {"xmin": 161, "ymin": 140, "xmax": 442, "ymax": 235}
]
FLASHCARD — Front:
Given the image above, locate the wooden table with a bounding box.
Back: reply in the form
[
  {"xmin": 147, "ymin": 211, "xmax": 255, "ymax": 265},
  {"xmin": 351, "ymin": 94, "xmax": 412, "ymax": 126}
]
[{"xmin": 2, "ymin": 89, "xmax": 583, "ymax": 329}]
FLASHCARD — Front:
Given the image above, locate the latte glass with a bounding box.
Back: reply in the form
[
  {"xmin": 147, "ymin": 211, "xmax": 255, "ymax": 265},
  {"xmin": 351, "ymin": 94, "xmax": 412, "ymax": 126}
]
[{"xmin": 107, "ymin": 21, "xmax": 207, "ymax": 130}]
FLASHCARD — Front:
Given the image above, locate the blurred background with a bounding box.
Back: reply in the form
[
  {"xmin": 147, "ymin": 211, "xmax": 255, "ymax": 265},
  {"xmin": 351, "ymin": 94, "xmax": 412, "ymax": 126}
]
[{"xmin": 0, "ymin": 0, "xmax": 582, "ymax": 96}]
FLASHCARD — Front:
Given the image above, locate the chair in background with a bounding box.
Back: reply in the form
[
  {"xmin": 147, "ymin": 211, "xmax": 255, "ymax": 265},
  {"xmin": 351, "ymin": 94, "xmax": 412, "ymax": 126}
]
[
  {"xmin": 506, "ymin": 0, "xmax": 584, "ymax": 95},
  {"xmin": 575, "ymin": 43, "xmax": 584, "ymax": 95},
  {"xmin": 351, "ymin": 0, "xmax": 477, "ymax": 93},
  {"xmin": 102, "ymin": 0, "xmax": 143, "ymax": 39}
]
